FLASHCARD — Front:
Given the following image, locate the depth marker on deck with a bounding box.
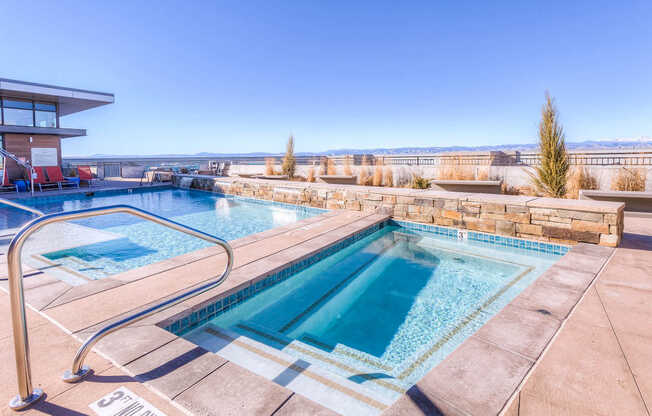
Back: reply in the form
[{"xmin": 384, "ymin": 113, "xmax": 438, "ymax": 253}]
[{"xmin": 89, "ymin": 387, "xmax": 166, "ymax": 416}]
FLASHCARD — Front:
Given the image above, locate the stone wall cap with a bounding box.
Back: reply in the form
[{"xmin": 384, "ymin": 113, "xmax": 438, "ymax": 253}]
[
  {"xmin": 256, "ymin": 175, "xmax": 289, "ymax": 180},
  {"xmin": 580, "ymin": 189, "xmax": 652, "ymax": 199},
  {"xmin": 466, "ymin": 194, "xmax": 537, "ymax": 205},
  {"xmin": 430, "ymin": 179, "xmax": 503, "ymax": 186},
  {"xmin": 317, "ymin": 175, "xmax": 356, "ymax": 179},
  {"xmin": 527, "ymin": 197, "xmax": 624, "ymax": 213},
  {"xmin": 418, "ymin": 190, "xmax": 472, "ymax": 199}
]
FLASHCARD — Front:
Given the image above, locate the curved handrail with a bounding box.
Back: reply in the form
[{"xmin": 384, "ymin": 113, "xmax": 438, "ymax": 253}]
[{"xmin": 6, "ymin": 204, "xmax": 233, "ymax": 410}]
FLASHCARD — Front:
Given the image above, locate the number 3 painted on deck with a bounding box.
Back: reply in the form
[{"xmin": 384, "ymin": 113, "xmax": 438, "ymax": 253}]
[{"xmin": 97, "ymin": 391, "xmax": 124, "ymax": 408}]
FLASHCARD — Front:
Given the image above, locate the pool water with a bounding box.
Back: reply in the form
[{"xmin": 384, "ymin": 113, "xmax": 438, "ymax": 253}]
[
  {"xmin": 3, "ymin": 187, "xmax": 321, "ymax": 278},
  {"xmin": 183, "ymin": 224, "xmax": 560, "ymax": 412}
]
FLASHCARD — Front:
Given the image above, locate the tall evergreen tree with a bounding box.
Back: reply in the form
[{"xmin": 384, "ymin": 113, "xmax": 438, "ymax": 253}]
[
  {"xmin": 529, "ymin": 93, "xmax": 569, "ymax": 197},
  {"xmin": 282, "ymin": 135, "xmax": 296, "ymax": 178}
]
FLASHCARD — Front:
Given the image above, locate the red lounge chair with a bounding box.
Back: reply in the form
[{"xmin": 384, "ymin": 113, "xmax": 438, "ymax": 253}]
[
  {"xmin": 33, "ymin": 167, "xmax": 59, "ymax": 191},
  {"xmin": 77, "ymin": 166, "xmax": 96, "ymax": 187},
  {"xmin": 45, "ymin": 166, "xmax": 79, "ymax": 190},
  {"xmin": 0, "ymin": 167, "xmax": 17, "ymax": 193}
]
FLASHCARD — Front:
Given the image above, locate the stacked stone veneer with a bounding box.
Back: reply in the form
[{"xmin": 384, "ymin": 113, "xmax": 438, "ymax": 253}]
[{"xmin": 173, "ymin": 175, "xmax": 625, "ymax": 247}]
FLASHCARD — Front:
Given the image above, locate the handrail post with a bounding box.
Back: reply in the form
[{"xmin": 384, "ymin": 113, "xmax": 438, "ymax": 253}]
[
  {"xmin": 0, "ymin": 198, "xmax": 45, "ymax": 409},
  {"xmin": 7, "ymin": 224, "xmax": 44, "ymax": 409}
]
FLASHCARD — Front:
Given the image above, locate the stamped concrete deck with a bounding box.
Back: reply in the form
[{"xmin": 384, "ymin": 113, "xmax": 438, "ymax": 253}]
[
  {"xmin": 0, "ymin": 212, "xmax": 649, "ymax": 415},
  {"xmin": 502, "ymin": 214, "xmax": 652, "ymax": 416}
]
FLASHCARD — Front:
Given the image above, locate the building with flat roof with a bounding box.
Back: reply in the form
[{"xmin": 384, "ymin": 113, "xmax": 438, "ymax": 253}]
[{"xmin": 0, "ymin": 78, "xmax": 113, "ymax": 180}]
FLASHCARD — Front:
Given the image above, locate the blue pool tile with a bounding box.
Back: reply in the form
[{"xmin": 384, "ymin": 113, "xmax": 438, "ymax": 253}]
[{"xmin": 167, "ymin": 218, "xmax": 570, "ymax": 336}]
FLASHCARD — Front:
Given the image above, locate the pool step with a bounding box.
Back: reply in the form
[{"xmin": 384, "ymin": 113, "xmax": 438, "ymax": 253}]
[
  {"xmin": 189, "ymin": 323, "xmax": 399, "ymax": 416},
  {"xmin": 232, "ymin": 321, "xmax": 408, "ymax": 394}
]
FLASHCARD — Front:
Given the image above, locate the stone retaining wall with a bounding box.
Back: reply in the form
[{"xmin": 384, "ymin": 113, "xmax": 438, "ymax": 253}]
[{"xmin": 173, "ymin": 175, "xmax": 625, "ymax": 247}]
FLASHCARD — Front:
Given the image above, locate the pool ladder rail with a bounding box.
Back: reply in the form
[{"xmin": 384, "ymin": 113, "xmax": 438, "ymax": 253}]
[{"xmin": 0, "ymin": 200, "xmax": 234, "ymax": 410}]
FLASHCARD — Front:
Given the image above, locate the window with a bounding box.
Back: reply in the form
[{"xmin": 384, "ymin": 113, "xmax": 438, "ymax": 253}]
[
  {"xmin": 35, "ymin": 111, "xmax": 56, "ymax": 127},
  {"xmin": 1, "ymin": 98, "xmax": 57, "ymax": 128},
  {"xmin": 3, "ymin": 99, "xmax": 32, "ymax": 110},
  {"xmin": 2, "ymin": 98, "xmax": 34, "ymax": 126},
  {"xmin": 3, "ymin": 108, "xmax": 34, "ymax": 126},
  {"xmin": 34, "ymin": 102, "xmax": 57, "ymax": 127},
  {"xmin": 35, "ymin": 102, "xmax": 56, "ymax": 111}
]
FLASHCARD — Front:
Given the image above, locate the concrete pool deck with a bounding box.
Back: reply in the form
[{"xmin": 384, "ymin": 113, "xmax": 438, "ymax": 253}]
[
  {"xmin": 0, "ymin": 213, "xmax": 649, "ymax": 414},
  {"xmin": 502, "ymin": 214, "xmax": 652, "ymax": 416}
]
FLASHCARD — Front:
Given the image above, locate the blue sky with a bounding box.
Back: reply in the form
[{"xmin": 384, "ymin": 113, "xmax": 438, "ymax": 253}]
[{"xmin": 2, "ymin": 0, "xmax": 651, "ymax": 156}]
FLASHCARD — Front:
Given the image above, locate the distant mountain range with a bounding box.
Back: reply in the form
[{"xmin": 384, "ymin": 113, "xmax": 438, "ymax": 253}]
[{"xmin": 71, "ymin": 137, "xmax": 652, "ymax": 158}]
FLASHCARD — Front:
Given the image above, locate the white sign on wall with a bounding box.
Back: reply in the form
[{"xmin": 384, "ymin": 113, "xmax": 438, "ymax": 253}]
[{"xmin": 30, "ymin": 147, "xmax": 58, "ymax": 167}]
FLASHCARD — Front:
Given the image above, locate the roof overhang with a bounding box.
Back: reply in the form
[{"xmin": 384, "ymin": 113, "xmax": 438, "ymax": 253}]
[
  {"xmin": 0, "ymin": 125, "xmax": 86, "ymax": 138},
  {"xmin": 0, "ymin": 78, "xmax": 114, "ymax": 116}
]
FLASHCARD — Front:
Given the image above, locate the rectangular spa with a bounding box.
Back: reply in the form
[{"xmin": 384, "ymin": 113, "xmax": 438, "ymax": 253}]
[
  {"xmin": 173, "ymin": 221, "xmax": 567, "ymax": 415},
  {"xmin": 1, "ymin": 187, "xmax": 322, "ymax": 280}
]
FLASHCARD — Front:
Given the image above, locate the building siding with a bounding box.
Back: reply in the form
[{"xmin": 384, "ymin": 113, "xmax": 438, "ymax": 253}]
[{"xmin": 3, "ymin": 134, "xmax": 61, "ymax": 179}]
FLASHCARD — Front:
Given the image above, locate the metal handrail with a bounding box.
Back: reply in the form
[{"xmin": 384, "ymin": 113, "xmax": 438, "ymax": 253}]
[
  {"xmin": 6, "ymin": 204, "xmax": 233, "ymax": 410},
  {"xmin": 0, "ymin": 149, "xmax": 35, "ymax": 196}
]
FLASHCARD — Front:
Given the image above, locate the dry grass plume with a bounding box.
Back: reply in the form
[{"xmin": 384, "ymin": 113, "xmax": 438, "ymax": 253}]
[
  {"xmin": 358, "ymin": 155, "xmax": 370, "ymax": 185},
  {"xmin": 384, "ymin": 167, "xmax": 394, "ymax": 187},
  {"xmin": 612, "ymin": 167, "xmax": 646, "ymax": 191},
  {"xmin": 373, "ymin": 158, "xmax": 384, "ymax": 186},
  {"xmin": 343, "ymin": 156, "xmax": 353, "ymax": 176},
  {"xmin": 265, "ymin": 157, "xmax": 276, "ymax": 175},
  {"xmin": 327, "ymin": 157, "xmax": 337, "ymax": 175},
  {"xmin": 306, "ymin": 166, "xmax": 316, "ymax": 182},
  {"xmin": 566, "ymin": 166, "xmax": 599, "ymax": 199}
]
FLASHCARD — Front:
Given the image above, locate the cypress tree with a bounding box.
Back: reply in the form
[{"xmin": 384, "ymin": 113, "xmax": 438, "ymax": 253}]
[
  {"xmin": 282, "ymin": 135, "xmax": 296, "ymax": 178},
  {"xmin": 529, "ymin": 93, "xmax": 569, "ymax": 197}
]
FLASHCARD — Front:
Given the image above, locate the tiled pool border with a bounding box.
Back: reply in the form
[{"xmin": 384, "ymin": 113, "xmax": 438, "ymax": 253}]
[
  {"xmin": 163, "ymin": 218, "xmax": 568, "ymax": 337},
  {"xmin": 163, "ymin": 220, "xmax": 386, "ymax": 336},
  {"xmin": 390, "ymin": 219, "xmax": 570, "ymax": 256}
]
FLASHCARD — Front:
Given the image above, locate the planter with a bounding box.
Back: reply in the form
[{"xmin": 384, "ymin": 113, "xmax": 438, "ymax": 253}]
[
  {"xmin": 318, "ymin": 175, "xmax": 357, "ymax": 185},
  {"xmin": 255, "ymin": 175, "xmax": 289, "ymax": 180},
  {"xmin": 430, "ymin": 179, "xmax": 503, "ymax": 194},
  {"xmin": 580, "ymin": 189, "xmax": 652, "ymax": 213}
]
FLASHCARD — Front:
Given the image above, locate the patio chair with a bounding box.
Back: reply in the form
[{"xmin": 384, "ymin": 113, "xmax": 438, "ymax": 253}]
[
  {"xmin": 0, "ymin": 168, "xmax": 17, "ymax": 193},
  {"xmin": 77, "ymin": 166, "xmax": 96, "ymax": 187},
  {"xmin": 45, "ymin": 166, "xmax": 79, "ymax": 190},
  {"xmin": 214, "ymin": 162, "xmax": 224, "ymax": 175},
  {"xmin": 33, "ymin": 167, "xmax": 59, "ymax": 191},
  {"xmin": 220, "ymin": 161, "xmax": 231, "ymax": 176}
]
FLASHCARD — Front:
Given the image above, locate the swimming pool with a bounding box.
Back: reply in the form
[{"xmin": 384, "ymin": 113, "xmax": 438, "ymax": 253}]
[
  {"xmin": 2, "ymin": 187, "xmax": 322, "ymax": 279},
  {"xmin": 179, "ymin": 221, "xmax": 564, "ymax": 414}
]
